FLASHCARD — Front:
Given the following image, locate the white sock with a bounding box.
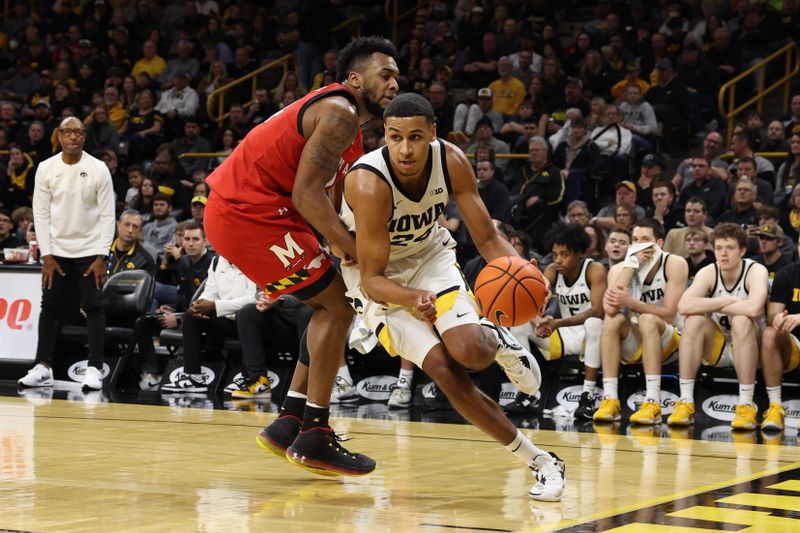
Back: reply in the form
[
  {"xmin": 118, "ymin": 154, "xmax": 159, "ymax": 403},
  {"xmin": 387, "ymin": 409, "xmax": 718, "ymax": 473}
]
[
  {"xmin": 287, "ymin": 391, "xmax": 308, "ymax": 400},
  {"xmin": 583, "ymin": 380, "xmax": 596, "ymax": 394},
  {"xmin": 504, "ymin": 429, "xmax": 548, "ymax": 468},
  {"xmin": 603, "ymin": 377, "xmax": 619, "ymax": 400},
  {"xmin": 306, "ymin": 400, "xmax": 325, "ymax": 409},
  {"xmin": 336, "ymin": 365, "xmax": 353, "ymax": 385},
  {"xmin": 679, "ymin": 379, "xmax": 695, "ymax": 403},
  {"xmin": 397, "ymin": 368, "xmax": 414, "ymax": 388},
  {"xmin": 766, "ymin": 385, "xmax": 782, "ymax": 405},
  {"xmin": 739, "ymin": 383, "xmax": 755, "ymax": 405},
  {"xmin": 645, "ymin": 375, "xmax": 661, "ymax": 403}
]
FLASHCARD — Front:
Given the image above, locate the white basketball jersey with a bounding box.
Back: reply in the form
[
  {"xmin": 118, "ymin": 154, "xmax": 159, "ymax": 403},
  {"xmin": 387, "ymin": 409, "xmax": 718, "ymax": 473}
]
[
  {"xmin": 341, "ymin": 140, "xmax": 452, "ymax": 261},
  {"xmin": 556, "ymin": 258, "xmax": 594, "ymax": 318},
  {"xmin": 710, "ymin": 258, "xmax": 766, "ymax": 335},
  {"xmin": 639, "ymin": 253, "xmax": 671, "ymax": 305}
]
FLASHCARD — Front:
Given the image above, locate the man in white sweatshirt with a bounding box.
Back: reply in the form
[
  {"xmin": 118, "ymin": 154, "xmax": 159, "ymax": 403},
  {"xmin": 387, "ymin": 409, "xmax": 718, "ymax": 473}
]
[
  {"xmin": 619, "ymin": 85, "xmax": 658, "ymax": 153},
  {"xmin": 19, "ymin": 117, "xmax": 115, "ymax": 390}
]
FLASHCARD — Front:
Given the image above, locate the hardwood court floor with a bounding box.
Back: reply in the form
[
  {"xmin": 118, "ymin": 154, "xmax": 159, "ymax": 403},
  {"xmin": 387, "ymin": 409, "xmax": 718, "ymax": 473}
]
[{"xmin": 1, "ymin": 395, "xmax": 799, "ymax": 533}]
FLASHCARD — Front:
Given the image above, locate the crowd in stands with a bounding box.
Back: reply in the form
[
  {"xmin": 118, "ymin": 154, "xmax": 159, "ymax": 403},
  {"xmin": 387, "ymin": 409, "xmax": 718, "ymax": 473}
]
[{"xmin": 2, "ymin": 0, "xmax": 800, "ymax": 399}]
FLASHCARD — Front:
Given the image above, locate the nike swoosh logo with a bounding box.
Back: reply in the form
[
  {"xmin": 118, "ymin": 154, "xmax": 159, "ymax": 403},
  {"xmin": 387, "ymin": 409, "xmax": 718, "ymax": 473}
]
[{"xmin": 456, "ymin": 312, "xmax": 469, "ymax": 318}]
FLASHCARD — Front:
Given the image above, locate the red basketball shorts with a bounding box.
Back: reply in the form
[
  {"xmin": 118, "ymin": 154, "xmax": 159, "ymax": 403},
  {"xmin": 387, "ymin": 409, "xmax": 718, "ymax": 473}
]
[{"xmin": 204, "ymin": 192, "xmax": 336, "ymax": 299}]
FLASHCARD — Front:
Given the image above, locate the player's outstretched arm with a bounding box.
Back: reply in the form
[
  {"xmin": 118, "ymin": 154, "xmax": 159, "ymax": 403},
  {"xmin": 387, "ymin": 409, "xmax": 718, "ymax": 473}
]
[
  {"xmin": 677, "ymin": 263, "xmax": 738, "ymax": 315},
  {"xmin": 719, "ymin": 262, "xmax": 769, "ymax": 318},
  {"xmin": 345, "ymin": 169, "xmax": 434, "ymax": 315},
  {"xmin": 293, "ymin": 97, "xmax": 360, "ymax": 261},
  {"xmin": 556, "ymin": 262, "xmax": 607, "ymax": 328},
  {"xmin": 445, "ymin": 141, "xmax": 517, "ymax": 261}
]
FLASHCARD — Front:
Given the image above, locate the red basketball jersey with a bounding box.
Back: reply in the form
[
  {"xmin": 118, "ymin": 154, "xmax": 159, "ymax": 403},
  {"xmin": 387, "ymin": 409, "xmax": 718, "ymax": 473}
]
[{"xmin": 206, "ymin": 83, "xmax": 364, "ymax": 206}]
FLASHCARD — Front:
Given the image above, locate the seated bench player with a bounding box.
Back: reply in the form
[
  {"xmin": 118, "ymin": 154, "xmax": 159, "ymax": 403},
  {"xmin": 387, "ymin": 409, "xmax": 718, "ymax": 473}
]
[
  {"xmin": 593, "ymin": 219, "xmax": 688, "ymax": 424},
  {"xmin": 511, "ymin": 224, "xmax": 607, "ymax": 420},
  {"xmin": 671, "ymin": 223, "xmax": 769, "ymax": 430}
]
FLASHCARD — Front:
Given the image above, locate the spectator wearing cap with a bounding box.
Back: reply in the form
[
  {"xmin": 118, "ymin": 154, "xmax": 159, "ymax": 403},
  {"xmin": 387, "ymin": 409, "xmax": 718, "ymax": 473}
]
[
  {"xmin": 610, "ymin": 62, "xmax": 650, "ymax": 101},
  {"xmin": 539, "ymin": 77, "xmax": 590, "ymax": 137},
  {"xmin": 619, "ymin": 84, "xmax": 658, "ymax": 154},
  {"xmin": 647, "ymin": 57, "xmax": 690, "ymax": 149},
  {"xmin": 132, "ymin": 40, "xmax": 167, "ymax": 80},
  {"xmin": 452, "ymin": 87, "xmax": 503, "ymax": 141},
  {"xmin": 593, "ymin": 180, "xmax": 647, "ymax": 230},
  {"xmin": 84, "ymin": 106, "xmax": 119, "ymax": 157},
  {"xmin": 488, "ymin": 56, "xmax": 526, "ymax": 117},
  {"xmin": 753, "ymin": 223, "xmax": 792, "ymax": 281},
  {"xmin": 635, "ymin": 153, "xmax": 665, "ymax": 213},
  {"xmin": 161, "ymin": 38, "xmax": 200, "ymax": 89},
  {"xmin": 189, "ymin": 195, "xmax": 207, "ymax": 225},
  {"xmin": 461, "ymin": 31, "xmax": 500, "ymax": 88},
  {"xmin": 458, "ymin": 6, "xmax": 489, "ymax": 57},
  {"xmin": 27, "ymin": 69, "xmax": 54, "ymax": 112},
  {"xmin": 32, "ymin": 99, "xmax": 59, "ymax": 140},
  {"xmin": 467, "ymin": 117, "xmax": 511, "ymax": 172},
  {"xmin": 172, "ymin": 118, "xmax": 212, "ymax": 178}
]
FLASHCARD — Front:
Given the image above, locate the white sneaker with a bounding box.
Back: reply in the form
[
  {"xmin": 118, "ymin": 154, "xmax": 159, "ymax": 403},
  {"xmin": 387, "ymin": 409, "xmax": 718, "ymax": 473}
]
[
  {"xmin": 139, "ymin": 372, "xmax": 162, "ymax": 391},
  {"xmin": 387, "ymin": 384, "xmax": 412, "ymax": 408},
  {"xmin": 481, "ymin": 318, "xmax": 541, "ymax": 395},
  {"xmin": 223, "ymin": 374, "xmax": 247, "ymax": 394},
  {"xmin": 83, "ymin": 366, "xmax": 104, "ymax": 390},
  {"xmin": 330, "ymin": 375, "xmax": 358, "ymax": 404},
  {"xmin": 529, "ymin": 452, "xmax": 566, "ymax": 502},
  {"xmin": 18, "ymin": 364, "xmax": 54, "ymax": 388}
]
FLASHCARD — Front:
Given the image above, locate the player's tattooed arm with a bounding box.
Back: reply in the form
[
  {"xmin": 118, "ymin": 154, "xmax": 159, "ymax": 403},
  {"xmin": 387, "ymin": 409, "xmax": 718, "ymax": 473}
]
[{"xmin": 294, "ymin": 98, "xmax": 360, "ymax": 260}]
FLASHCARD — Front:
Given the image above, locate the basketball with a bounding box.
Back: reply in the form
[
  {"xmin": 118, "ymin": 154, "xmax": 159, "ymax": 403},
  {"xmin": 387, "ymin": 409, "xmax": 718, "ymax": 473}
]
[{"xmin": 474, "ymin": 256, "xmax": 548, "ymax": 327}]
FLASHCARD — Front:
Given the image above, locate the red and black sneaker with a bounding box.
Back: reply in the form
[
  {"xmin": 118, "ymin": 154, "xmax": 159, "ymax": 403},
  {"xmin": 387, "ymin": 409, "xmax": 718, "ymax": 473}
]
[
  {"xmin": 286, "ymin": 426, "xmax": 376, "ymax": 477},
  {"xmin": 256, "ymin": 415, "xmax": 302, "ymax": 458}
]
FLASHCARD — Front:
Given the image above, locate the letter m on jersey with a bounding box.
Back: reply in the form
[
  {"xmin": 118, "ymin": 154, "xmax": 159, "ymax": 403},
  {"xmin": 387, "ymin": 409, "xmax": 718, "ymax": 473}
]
[{"xmin": 269, "ymin": 232, "xmax": 305, "ymax": 268}]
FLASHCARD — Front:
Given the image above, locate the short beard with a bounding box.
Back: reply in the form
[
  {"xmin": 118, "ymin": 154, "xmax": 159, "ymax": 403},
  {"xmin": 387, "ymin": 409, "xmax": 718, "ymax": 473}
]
[{"xmin": 362, "ymin": 91, "xmax": 384, "ymax": 118}]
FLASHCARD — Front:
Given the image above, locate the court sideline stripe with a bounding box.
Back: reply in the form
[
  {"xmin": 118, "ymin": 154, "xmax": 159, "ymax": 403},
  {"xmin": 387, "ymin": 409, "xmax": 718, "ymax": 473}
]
[
  {"xmin": 419, "ymin": 523, "xmax": 512, "ymax": 532},
  {"xmin": 4, "ymin": 410, "xmax": 799, "ymax": 463},
  {"xmin": 515, "ymin": 460, "xmax": 800, "ymax": 533}
]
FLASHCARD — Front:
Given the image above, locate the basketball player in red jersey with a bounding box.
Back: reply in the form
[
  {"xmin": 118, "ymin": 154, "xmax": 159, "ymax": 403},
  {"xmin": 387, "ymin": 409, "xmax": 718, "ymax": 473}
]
[{"xmin": 204, "ymin": 37, "xmax": 399, "ymax": 476}]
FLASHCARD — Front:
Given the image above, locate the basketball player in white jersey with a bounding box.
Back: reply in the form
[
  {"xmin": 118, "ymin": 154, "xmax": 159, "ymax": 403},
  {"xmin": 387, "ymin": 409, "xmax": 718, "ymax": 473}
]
[
  {"xmin": 340, "ymin": 93, "xmax": 565, "ymax": 501},
  {"xmin": 672, "ymin": 223, "xmax": 769, "ymax": 430},
  {"xmin": 594, "ymin": 219, "xmax": 688, "ymax": 425},
  {"xmin": 513, "ymin": 224, "xmax": 606, "ymax": 420}
]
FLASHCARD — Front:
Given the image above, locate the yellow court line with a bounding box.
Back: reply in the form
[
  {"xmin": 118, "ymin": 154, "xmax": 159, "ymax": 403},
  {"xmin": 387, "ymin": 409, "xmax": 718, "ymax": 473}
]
[{"xmin": 516, "ymin": 460, "xmax": 800, "ymax": 533}]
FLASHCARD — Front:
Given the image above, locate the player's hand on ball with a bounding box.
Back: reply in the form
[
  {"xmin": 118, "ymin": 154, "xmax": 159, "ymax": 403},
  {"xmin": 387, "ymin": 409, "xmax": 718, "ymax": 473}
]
[{"xmin": 410, "ymin": 291, "xmax": 437, "ymax": 323}]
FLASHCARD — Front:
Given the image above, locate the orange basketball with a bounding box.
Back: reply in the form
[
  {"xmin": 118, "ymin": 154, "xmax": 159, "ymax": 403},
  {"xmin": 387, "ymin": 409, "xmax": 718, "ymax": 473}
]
[{"xmin": 474, "ymin": 256, "xmax": 548, "ymax": 327}]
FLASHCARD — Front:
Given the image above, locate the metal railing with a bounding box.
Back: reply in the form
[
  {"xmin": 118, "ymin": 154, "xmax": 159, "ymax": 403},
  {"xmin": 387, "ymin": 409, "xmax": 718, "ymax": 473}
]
[
  {"xmin": 205, "ymin": 54, "xmax": 295, "ymax": 126},
  {"xmin": 386, "ymin": 0, "xmax": 423, "ymax": 44},
  {"xmin": 333, "ymin": 16, "xmax": 362, "ymax": 40},
  {"xmin": 718, "ymin": 42, "xmax": 800, "ymax": 142}
]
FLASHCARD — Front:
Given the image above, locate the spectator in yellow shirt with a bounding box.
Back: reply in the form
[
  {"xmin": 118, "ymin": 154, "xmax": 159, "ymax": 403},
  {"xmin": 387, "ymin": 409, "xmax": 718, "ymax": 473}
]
[
  {"xmin": 610, "ymin": 62, "xmax": 650, "ymax": 102},
  {"xmin": 488, "ymin": 56, "xmax": 527, "ymax": 116},
  {"xmin": 132, "ymin": 40, "xmax": 166, "ymax": 81}
]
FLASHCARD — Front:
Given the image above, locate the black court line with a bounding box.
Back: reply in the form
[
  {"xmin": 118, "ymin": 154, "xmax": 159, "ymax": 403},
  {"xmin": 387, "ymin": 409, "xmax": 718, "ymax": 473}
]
[
  {"xmin": 5, "ymin": 409, "xmax": 798, "ymax": 464},
  {"xmin": 418, "ymin": 523, "xmax": 512, "ymax": 532},
  {"xmin": 0, "ymin": 529, "xmax": 48, "ymax": 533}
]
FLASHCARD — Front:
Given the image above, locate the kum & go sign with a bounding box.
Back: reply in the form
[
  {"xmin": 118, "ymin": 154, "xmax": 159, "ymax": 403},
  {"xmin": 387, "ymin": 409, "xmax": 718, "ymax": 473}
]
[{"xmin": 0, "ymin": 270, "xmax": 42, "ymax": 362}]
